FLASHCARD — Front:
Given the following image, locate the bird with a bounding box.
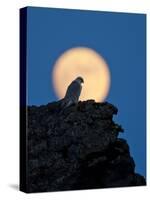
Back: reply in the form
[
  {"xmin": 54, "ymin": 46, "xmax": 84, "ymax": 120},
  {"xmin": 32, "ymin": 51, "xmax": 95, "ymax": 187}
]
[{"xmin": 60, "ymin": 76, "xmax": 84, "ymax": 111}]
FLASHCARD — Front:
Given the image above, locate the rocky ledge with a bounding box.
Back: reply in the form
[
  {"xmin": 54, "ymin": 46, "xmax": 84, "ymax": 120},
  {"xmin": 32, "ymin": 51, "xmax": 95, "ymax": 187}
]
[{"xmin": 27, "ymin": 100, "xmax": 146, "ymax": 192}]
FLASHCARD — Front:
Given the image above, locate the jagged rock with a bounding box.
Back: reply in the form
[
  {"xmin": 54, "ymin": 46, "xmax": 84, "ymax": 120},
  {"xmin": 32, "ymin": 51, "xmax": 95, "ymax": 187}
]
[{"xmin": 27, "ymin": 100, "xmax": 145, "ymax": 192}]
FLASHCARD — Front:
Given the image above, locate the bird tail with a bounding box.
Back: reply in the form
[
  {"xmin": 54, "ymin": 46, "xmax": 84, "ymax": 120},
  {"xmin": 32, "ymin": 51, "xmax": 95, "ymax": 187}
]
[
  {"xmin": 58, "ymin": 98, "xmax": 73, "ymax": 114},
  {"xmin": 58, "ymin": 98, "xmax": 65, "ymax": 108},
  {"xmin": 57, "ymin": 98, "xmax": 67, "ymax": 114}
]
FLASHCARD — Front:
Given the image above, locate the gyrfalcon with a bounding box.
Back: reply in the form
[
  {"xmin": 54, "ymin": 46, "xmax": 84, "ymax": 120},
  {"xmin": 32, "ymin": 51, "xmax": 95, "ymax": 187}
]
[{"xmin": 60, "ymin": 76, "xmax": 84, "ymax": 110}]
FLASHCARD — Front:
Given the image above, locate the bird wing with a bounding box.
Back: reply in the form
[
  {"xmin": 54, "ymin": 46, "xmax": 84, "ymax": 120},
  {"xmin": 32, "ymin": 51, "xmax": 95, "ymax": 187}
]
[{"xmin": 64, "ymin": 80, "xmax": 82, "ymax": 102}]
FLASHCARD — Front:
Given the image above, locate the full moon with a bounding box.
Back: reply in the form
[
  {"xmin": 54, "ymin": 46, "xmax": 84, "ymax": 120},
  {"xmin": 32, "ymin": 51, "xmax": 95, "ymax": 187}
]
[{"xmin": 52, "ymin": 47, "xmax": 111, "ymax": 102}]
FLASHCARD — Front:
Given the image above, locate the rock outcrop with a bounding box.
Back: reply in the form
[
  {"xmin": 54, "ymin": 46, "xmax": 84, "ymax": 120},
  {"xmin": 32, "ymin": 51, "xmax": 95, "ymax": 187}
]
[{"xmin": 27, "ymin": 100, "xmax": 146, "ymax": 192}]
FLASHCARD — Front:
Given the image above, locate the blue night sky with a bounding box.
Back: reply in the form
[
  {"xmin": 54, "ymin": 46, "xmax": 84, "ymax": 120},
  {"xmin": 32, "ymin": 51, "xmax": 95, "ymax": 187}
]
[{"xmin": 26, "ymin": 7, "xmax": 146, "ymax": 178}]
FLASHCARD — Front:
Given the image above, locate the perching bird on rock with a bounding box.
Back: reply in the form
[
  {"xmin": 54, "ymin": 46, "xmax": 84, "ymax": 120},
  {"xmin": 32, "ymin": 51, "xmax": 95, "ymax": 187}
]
[{"xmin": 60, "ymin": 76, "xmax": 84, "ymax": 110}]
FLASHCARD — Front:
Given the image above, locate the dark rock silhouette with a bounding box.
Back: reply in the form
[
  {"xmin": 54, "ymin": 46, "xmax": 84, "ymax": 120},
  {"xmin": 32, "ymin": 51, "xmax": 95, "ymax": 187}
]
[{"xmin": 27, "ymin": 100, "xmax": 146, "ymax": 192}]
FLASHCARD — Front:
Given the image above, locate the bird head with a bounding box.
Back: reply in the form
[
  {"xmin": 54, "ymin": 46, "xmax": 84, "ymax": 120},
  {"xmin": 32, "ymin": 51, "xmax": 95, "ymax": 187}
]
[{"xmin": 76, "ymin": 76, "xmax": 84, "ymax": 84}]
